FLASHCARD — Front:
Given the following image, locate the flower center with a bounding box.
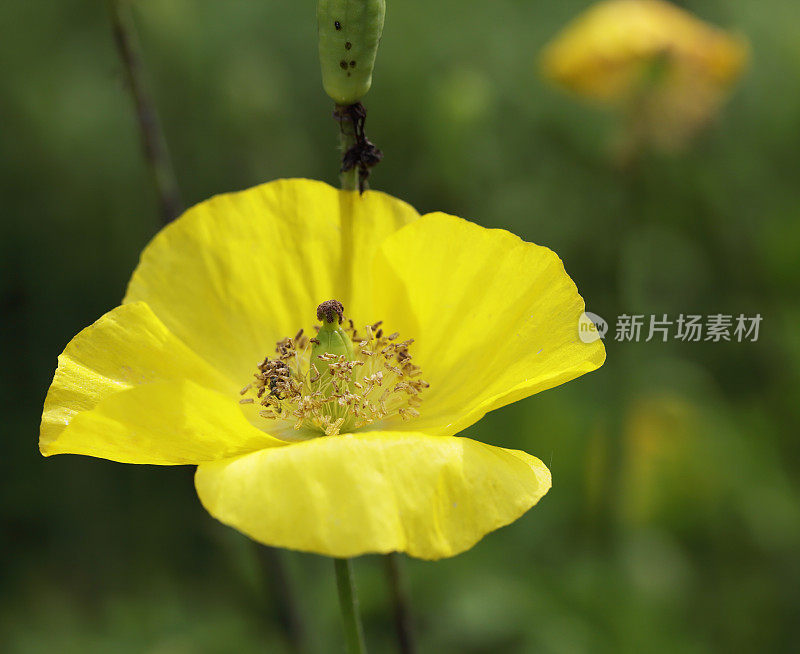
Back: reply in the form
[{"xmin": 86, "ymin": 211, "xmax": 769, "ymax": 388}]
[{"xmin": 239, "ymin": 300, "xmax": 429, "ymax": 437}]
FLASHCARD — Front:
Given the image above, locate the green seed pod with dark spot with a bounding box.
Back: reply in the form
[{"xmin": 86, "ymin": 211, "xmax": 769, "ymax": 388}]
[{"xmin": 317, "ymin": 0, "xmax": 386, "ymax": 105}]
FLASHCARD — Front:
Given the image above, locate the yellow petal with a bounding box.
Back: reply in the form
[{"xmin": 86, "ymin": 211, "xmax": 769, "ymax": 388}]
[
  {"xmin": 124, "ymin": 179, "xmax": 418, "ymax": 384},
  {"xmin": 44, "ymin": 380, "xmax": 284, "ymax": 464},
  {"xmin": 41, "ymin": 302, "xmax": 231, "ymax": 447},
  {"xmin": 371, "ymin": 213, "xmax": 605, "ymax": 436},
  {"xmin": 40, "ymin": 301, "xmax": 281, "ymax": 463},
  {"xmin": 195, "ymin": 432, "xmax": 550, "ymax": 559}
]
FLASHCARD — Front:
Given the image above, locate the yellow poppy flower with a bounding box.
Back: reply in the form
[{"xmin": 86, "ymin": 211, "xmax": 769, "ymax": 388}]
[
  {"xmin": 40, "ymin": 179, "xmax": 605, "ymax": 560},
  {"xmin": 540, "ymin": 0, "xmax": 748, "ymax": 150}
]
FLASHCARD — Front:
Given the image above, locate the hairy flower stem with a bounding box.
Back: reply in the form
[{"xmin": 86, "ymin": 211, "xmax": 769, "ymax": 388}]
[
  {"xmin": 384, "ymin": 552, "xmax": 417, "ymax": 654},
  {"xmin": 334, "ymin": 558, "xmax": 368, "ymax": 654},
  {"xmin": 107, "ymin": 0, "xmax": 182, "ymax": 225}
]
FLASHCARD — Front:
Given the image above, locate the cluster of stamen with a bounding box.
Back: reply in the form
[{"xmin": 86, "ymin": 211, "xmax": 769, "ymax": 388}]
[{"xmin": 239, "ymin": 305, "xmax": 429, "ymax": 437}]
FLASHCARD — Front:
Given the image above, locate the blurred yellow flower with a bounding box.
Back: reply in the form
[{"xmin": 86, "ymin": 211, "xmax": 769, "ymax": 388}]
[
  {"xmin": 540, "ymin": 0, "xmax": 748, "ymax": 150},
  {"xmin": 40, "ymin": 179, "xmax": 604, "ymax": 560}
]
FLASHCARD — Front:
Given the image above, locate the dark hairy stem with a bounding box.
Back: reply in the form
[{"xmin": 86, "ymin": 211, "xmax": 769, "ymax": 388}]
[
  {"xmin": 334, "ymin": 103, "xmax": 382, "ymax": 193},
  {"xmin": 105, "ymin": 3, "xmax": 308, "ymax": 651},
  {"xmin": 107, "ymin": 0, "xmax": 183, "ymax": 224},
  {"xmin": 255, "ymin": 545, "xmax": 309, "ymax": 654},
  {"xmin": 336, "ymin": 105, "xmax": 359, "ymax": 191},
  {"xmin": 384, "ymin": 553, "xmax": 417, "ymax": 654}
]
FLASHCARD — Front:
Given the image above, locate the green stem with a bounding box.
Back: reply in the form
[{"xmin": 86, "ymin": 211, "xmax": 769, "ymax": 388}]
[
  {"xmin": 107, "ymin": 0, "xmax": 183, "ymax": 224},
  {"xmin": 334, "ymin": 558, "xmax": 367, "ymax": 654},
  {"xmin": 384, "ymin": 553, "xmax": 417, "ymax": 654}
]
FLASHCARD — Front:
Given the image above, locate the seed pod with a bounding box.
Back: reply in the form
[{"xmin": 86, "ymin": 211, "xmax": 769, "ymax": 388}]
[{"xmin": 317, "ymin": 0, "xmax": 386, "ymax": 105}]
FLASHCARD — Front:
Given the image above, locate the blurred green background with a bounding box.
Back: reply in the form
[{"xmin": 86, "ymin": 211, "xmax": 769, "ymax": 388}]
[{"xmin": 2, "ymin": 0, "xmax": 799, "ymax": 652}]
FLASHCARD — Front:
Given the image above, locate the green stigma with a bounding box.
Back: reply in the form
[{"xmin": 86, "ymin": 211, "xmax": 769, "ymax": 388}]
[{"xmin": 311, "ymin": 299, "xmax": 354, "ymax": 366}]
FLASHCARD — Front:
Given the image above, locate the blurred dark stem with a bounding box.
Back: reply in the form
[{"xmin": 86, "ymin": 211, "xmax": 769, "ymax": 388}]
[
  {"xmin": 599, "ymin": 161, "xmax": 647, "ymax": 549},
  {"xmin": 255, "ymin": 545, "xmax": 308, "ymax": 654},
  {"xmin": 384, "ymin": 553, "xmax": 417, "ymax": 654},
  {"xmin": 334, "ymin": 558, "xmax": 368, "ymax": 654},
  {"xmin": 107, "ymin": 0, "xmax": 183, "ymax": 225},
  {"xmin": 106, "ymin": 3, "xmax": 307, "ymax": 652}
]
